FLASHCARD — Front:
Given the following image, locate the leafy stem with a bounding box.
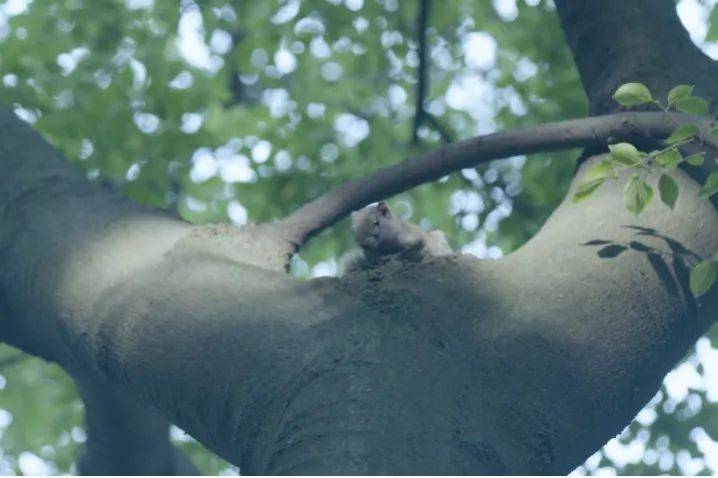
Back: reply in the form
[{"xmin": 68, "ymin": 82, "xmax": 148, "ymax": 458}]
[{"xmin": 575, "ymin": 82, "xmax": 718, "ymax": 298}]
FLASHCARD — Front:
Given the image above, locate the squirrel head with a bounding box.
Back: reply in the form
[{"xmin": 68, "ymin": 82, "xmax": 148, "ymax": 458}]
[{"xmin": 351, "ymin": 201, "xmax": 394, "ymax": 250}]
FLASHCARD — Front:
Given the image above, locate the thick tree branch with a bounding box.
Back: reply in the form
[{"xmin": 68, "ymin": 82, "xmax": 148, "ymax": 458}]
[
  {"xmin": 1, "ymin": 3, "xmax": 717, "ymax": 475},
  {"xmin": 554, "ymin": 0, "xmax": 718, "ymax": 116},
  {"xmin": 280, "ymin": 111, "xmax": 718, "ymax": 248},
  {"xmin": 75, "ymin": 376, "xmax": 200, "ymax": 475},
  {"xmin": 553, "ymin": 0, "xmax": 718, "ymax": 206},
  {"xmin": 0, "ymin": 107, "xmax": 199, "ymax": 475},
  {"xmin": 1, "ymin": 103, "xmax": 718, "ymax": 473}
]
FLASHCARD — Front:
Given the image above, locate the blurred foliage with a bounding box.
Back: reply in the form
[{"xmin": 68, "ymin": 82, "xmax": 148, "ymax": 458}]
[{"xmin": 0, "ymin": 0, "xmax": 716, "ymax": 475}]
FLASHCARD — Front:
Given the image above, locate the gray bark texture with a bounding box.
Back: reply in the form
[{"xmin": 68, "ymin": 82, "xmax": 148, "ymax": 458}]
[{"xmin": 0, "ymin": 0, "xmax": 717, "ymax": 475}]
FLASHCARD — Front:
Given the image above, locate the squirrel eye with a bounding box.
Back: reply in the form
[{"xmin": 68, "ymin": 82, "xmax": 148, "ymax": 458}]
[{"xmin": 373, "ymin": 219, "xmax": 380, "ymax": 226}]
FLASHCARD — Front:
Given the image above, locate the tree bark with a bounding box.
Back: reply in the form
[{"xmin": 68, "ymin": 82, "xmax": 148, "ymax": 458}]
[
  {"xmin": 555, "ymin": 0, "xmax": 718, "ymax": 116},
  {"xmin": 1, "ymin": 2, "xmax": 718, "ymax": 475},
  {"xmin": 554, "ymin": 0, "xmax": 718, "ymax": 190},
  {"xmin": 1, "ymin": 103, "xmax": 717, "ymax": 474},
  {"xmin": 75, "ymin": 376, "xmax": 199, "ymax": 475}
]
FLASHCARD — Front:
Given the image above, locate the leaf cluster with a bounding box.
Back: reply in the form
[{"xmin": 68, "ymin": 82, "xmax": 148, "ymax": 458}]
[{"xmin": 574, "ymin": 82, "xmax": 718, "ymax": 298}]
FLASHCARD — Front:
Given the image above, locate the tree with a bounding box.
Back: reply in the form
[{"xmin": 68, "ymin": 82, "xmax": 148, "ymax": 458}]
[{"xmin": 1, "ymin": 0, "xmax": 718, "ymax": 474}]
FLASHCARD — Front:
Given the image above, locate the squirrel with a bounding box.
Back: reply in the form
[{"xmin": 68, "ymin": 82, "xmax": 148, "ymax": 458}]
[{"xmin": 339, "ymin": 201, "xmax": 452, "ymax": 274}]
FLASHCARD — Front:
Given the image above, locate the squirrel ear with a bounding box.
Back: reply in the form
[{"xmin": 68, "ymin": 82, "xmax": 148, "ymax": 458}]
[{"xmin": 377, "ymin": 201, "xmax": 391, "ymax": 217}]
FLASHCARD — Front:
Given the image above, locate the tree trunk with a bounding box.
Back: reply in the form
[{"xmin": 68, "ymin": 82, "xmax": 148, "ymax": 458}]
[{"xmin": 0, "ymin": 1, "xmax": 717, "ymax": 475}]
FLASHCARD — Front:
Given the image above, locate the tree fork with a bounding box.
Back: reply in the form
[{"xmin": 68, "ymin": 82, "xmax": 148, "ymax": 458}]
[
  {"xmin": 1, "ymin": 101, "xmax": 717, "ymax": 473},
  {"xmin": 2, "ymin": 4, "xmax": 718, "ymax": 472}
]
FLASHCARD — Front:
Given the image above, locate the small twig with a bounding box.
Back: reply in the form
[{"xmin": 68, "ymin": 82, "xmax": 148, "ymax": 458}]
[
  {"xmin": 226, "ymin": 29, "xmax": 249, "ymax": 107},
  {"xmin": 412, "ymin": 0, "xmax": 431, "ymax": 145},
  {"xmin": 408, "ymin": 0, "xmax": 458, "ymax": 150}
]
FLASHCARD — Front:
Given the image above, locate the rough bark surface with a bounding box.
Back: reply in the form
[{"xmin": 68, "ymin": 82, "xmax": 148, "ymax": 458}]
[
  {"xmin": 0, "ymin": 1, "xmax": 717, "ymax": 475},
  {"xmin": 1, "ymin": 103, "xmax": 717, "ymax": 473},
  {"xmin": 75, "ymin": 376, "xmax": 200, "ymax": 475},
  {"xmin": 555, "ymin": 0, "xmax": 718, "ymax": 116}
]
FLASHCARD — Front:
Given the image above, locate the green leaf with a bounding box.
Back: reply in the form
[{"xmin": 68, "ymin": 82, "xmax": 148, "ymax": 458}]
[
  {"xmin": 623, "ymin": 174, "xmax": 653, "ymax": 215},
  {"xmin": 675, "ymin": 96, "xmax": 710, "ymax": 116},
  {"xmin": 658, "ymin": 173, "xmax": 679, "ymax": 209},
  {"xmin": 585, "ymin": 159, "xmax": 615, "ymax": 181},
  {"xmin": 699, "ymin": 172, "xmax": 718, "ymax": 198},
  {"xmin": 707, "ymin": 6, "xmax": 718, "ymax": 41},
  {"xmin": 685, "ymin": 152, "xmax": 705, "ymax": 166},
  {"xmin": 665, "ymin": 123, "xmax": 698, "ymax": 144},
  {"xmin": 609, "ymin": 143, "xmax": 642, "ymax": 166},
  {"xmin": 573, "ymin": 177, "xmax": 606, "ymax": 203},
  {"xmin": 667, "ymin": 85, "xmax": 694, "ymax": 106},
  {"xmin": 612, "ymin": 83, "xmax": 653, "ymax": 106},
  {"xmin": 690, "ymin": 259, "xmax": 717, "ymax": 297},
  {"xmin": 654, "ymin": 148, "xmax": 682, "ymax": 169}
]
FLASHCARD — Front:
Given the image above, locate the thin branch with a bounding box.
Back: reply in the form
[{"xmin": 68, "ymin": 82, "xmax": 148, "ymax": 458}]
[
  {"xmin": 279, "ymin": 111, "xmax": 718, "ymax": 247},
  {"xmin": 226, "ymin": 30, "xmax": 251, "ymax": 107},
  {"xmin": 409, "ymin": 0, "xmax": 455, "ymax": 147},
  {"xmin": 411, "ymin": 0, "xmax": 431, "ymax": 144}
]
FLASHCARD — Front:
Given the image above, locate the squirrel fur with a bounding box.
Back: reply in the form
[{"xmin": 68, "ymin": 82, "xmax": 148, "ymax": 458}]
[{"xmin": 339, "ymin": 201, "xmax": 451, "ymax": 274}]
